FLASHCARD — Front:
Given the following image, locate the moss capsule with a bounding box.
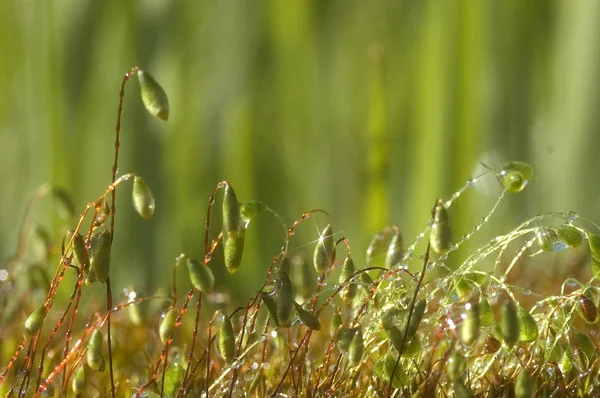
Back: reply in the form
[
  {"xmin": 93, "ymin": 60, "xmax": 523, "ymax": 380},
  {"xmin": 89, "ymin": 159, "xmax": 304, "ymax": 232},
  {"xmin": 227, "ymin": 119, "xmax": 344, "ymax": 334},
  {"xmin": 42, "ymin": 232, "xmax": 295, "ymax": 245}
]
[
  {"xmin": 430, "ymin": 199, "xmax": 451, "ymax": 255},
  {"xmin": 330, "ymin": 312, "xmax": 342, "ymax": 337},
  {"xmin": 96, "ymin": 200, "xmax": 110, "ymax": 225},
  {"xmin": 261, "ymin": 272, "xmax": 294, "ymax": 327},
  {"xmin": 407, "ymin": 299, "xmax": 426, "ymax": 338},
  {"xmin": 24, "ymin": 304, "xmax": 47, "ymax": 338},
  {"xmin": 313, "ymin": 224, "xmax": 335, "ymax": 274},
  {"xmin": 294, "ymin": 302, "xmax": 321, "ymax": 330},
  {"xmin": 348, "ymin": 327, "xmax": 364, "ymax": 365},
  {"xmin": 339, "ymin": 256, "xmax": 357, "ymax": 301},
  {"xmin": 185, "ymin": 257, "xmax": 215, "ymax": 293},
  {"xmin": 514, "ymin": 369, "xmax": 535, "ymax": 398},
  {"xmin": 484, "ymin": 336, "xmax": 501, "ymax": 354},
  {"xmin": 86, "ymin": 328, "xmax": 105, "ymax": 372},
  {"xmin": 385, "ymin": 230, "xmax": 404, "ymax": 268},
  {"xmin": 496, "ymin": 161, "xmax": 533, "ymax": 193},
  {"xmin": 479, "ymin": 298, "xmax": 494, "ymax": 326},
  {"xmin": 222, "ymin": 184, "xmax": 245, "ymax": 273},
  {"xmin": 517, "ymin": 306, "xmax": 538, "ymax": 343},
  {"xmin": 72, "ymin": 365, "xmax": 85, "ymax": 394},
  {"xmin": 536, "ymin": 227, "xmax": 564, "ymax": 252},
  {"xmin": 66, "ymin": 230, "xmax": 87, "ymax": 271},
  {"xmin": 217, "ymin": 312, "xmax": 236, "ymax": 362},
  {"xmin": 557, "ymin": 225, "xmax": 583, "ymax": 248},
  {"xmin": 453, "ymin": 378, "xmax": 471, "ymax": 398},
  {"xmin": 137, "ymin": 69, "xmax": 169, "ymax": 121},
  {"xmin": 577, "ymin": 290, "xmax": 598, "ymax": 324},
  {"xmin": 500, "ymin": 299, "xmax": 520, "ymax": 348},
  {"xmin": 132, "ymin": 176, "xmax": 155, "ymax": 220},
  {"xmin": 159, "ymin": 308, "xmax": 178, "ymax": 344},
  {"xmin": 447, "ymin": 352, "xmax": 467, "ymax": 381},
  {"xmin": 86, "ymin": 230, "xmax": 112, "ymax": 284},
  {"xmin": 459, "ymin": 301, "xmax": 480, "ymax": 346}
]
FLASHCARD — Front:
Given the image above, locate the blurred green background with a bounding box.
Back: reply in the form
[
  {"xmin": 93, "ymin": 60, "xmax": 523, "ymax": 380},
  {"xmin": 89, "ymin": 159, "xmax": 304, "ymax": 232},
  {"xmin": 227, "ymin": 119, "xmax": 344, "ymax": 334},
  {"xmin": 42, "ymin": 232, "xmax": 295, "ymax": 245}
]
[{"xmin": 1, "ymin": 1, "xmax": 599, "ymax": 303}]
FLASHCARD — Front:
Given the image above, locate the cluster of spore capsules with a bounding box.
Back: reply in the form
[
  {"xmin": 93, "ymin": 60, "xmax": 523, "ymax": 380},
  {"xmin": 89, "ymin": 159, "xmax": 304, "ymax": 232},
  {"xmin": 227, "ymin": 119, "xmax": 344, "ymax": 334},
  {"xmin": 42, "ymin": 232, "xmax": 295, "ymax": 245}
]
[{"xmin": 1, "ymin": 69, "xmax": 599, "ymax": 398}]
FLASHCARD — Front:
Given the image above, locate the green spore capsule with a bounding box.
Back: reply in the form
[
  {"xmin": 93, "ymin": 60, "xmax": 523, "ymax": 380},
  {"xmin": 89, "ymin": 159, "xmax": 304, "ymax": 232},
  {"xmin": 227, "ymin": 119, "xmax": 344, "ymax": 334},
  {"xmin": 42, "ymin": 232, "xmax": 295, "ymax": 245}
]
[
  {"xmin": 222, "ymin": 184, "xmax": 245, "ymax": 273},
  {"xmin": 339, "ymin": 256, "xmax": 357, "ymax": 301},
  {"xmin": 96, "ymin": 200, "xmax": 110, "ymax": 225},
  {"xmin": 588, "ymin": 232, "xmax": 600, "ymax": 260},
  {"xmin": 459, "ymin": 300, "xmax": 480, "ymax": 346},
  {"xmin": 385, "ymin": 230, "xmax": 404, "ymax": 268},
  {"xmin": 496, "ymin": 161, "xmax": 533, "ymax": 193},
  {"xmin": 137, "ymin": 69, "xmax": 169, "ymax": 121},
  {"xmin": 453, "ymin": 378, "xmax": 472, "ymax": 398},
  {"xmin": 407, "ymin": 299, "xmax": 426, "ymax": 338},
  {"xmin": 313, "ymin": 224, "xmax": 335, "ymax": 274},
  {"xmin": 348, "ymin": 327, "xmax": 364, "ymax": 365},
  {"xmin": 559, "ymin": 349, "xmax": 573, "ymax": 374},
  {"xmin": 479, "ymin": 298, "xmax": 494, "ymax": 326},
  {"xmin": 261, "ymin": 272, "xmax": 294, "ymax": 327},
  {"xmin": 330, "ymin": 312, "xmax": 342, "ymax": 337},
  {"xmin": 217, "ymin": 312, "xmax": 236, "ymax": 362},
  {"xmin": 557, "ymin": 225, "xmax": 583, "ymax": 248},
  {"xmin": 163, "ymin": 364, "xmax": 185, "ymax": 397},
  {"xmin": 576, "ymin": 289, "xmax": 598, "ymax": 324},
  {"xmin": 72, "ymin": 365, "xmax": 85, "ymax": 394},
  {"xmin": 184, "ymin": 256, "xmax": 215, "ymax": 293},
  {"xmin": 366, "ymin": 228, "xmax": 391, "ymax": 268},
  {"xmin": 536, "ymin": 227, "xmax": 566, "ymax": 252},
  {"xmin": 66, "ymin": 230, "xmax": 87, "ymax": 270},
  {"xmin": 86, "ymin": 230, "xmax": 112, "ymax": 284},
  {"xmin": 159, "ymin": 308, "xmax": 178, "ymax": 344},
  {"xmin": 447, "ymin": 352, "xmax": 467, "ymax": 381},
  {"xmin": 132, "ymin": 176, "xmax": 155, "ymax": 220},
  {"xmin": 24, "ymin": 304, "xmax": 47, "ymax": 338},
  {"xmin": 514, "ymin": 369, "xmax": 535, "ymax": 398},
  {"xmin": 86, "ymin": 328, "xmax": 105, "ymax": 372},
  {"xmin": 517, "ymin": 306, "xmax": 538, "ymax": 342},
  {"xmin": 500, "ymin": 299, "xmax": 520, "ymax": 348},
  {"xmin": 430, "ymin": 199, "xmax": 451, "ymax": 255},
  {"xmin": 294, "ymin": 302, "xmax": 321, "ymax": 330}
]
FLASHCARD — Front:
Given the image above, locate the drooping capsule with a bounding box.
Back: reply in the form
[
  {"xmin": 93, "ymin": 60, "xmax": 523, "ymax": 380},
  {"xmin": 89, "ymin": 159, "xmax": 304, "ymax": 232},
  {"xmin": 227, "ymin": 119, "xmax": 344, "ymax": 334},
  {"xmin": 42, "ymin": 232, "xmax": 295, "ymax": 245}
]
[
  {"xmin": 366, "ymin": 228, "xmax": 392, "ymax": 268},
  {"xmin": 86, "ymin": 230, "xmax": 112, "ymax": 284},
  {"xmin": 339, "ymin": 256, "xmax": 357, "ymax": 301},
  {"xmin": 66, "ymin": 230, "xmax": 87, "ymax": 270},
  {"xmin": 222, "ymin": 184, "xmax": 245, "ymax": 273},
  {"xmin": 496, "ymin": 161, "xmax": 533, "ymax": 193},
  {"xmin": 96, "ymin": 200, "xmax": 111, "ymax": 225},
  {"xmin": 137, "ymin": 69, "xmax": 169, "ymax": 121},
  {"xmin": 479, "ymin": 298, "xmax": 494, "ymax": 326},
  {"xmin": 577, "ymin": 289, "xmax": 598, "ymax": 324},
  {"xmin": 163, "ymin": 364, "xmax": 185, "ymax": 397},
  {"xmin": 407, "ymin": 299, "xmax": 426, "ymax": 338},
  {"xmin": 217, "ymin": 312, "xmax": 236, "ymax": 362},
  {"xmin": 24, "ymin": 304, "xmax": 47, "ymax": 338},
  {"xmin": 500, "ymin": 299, "xmax": 520, "ymax": 348},
  {"xmin": 459, "ymin": 300, "xmax": 480, "ymax": 346},
  {"xmin": 294, "ymin": 302, "xmax": 321, "ymax": 330},
  {"xmin": 86, "ymin": 328, "xmax": 106, "ymax": 372},
  {"xmin": 514, "ymin": 369, "xmax": 535, "ymax": 398},
  {"xmin": 447, "ymin": 352, "xmax": 467, "ymax": 381},
  {"xmin": 184, "ymin": 256, "xmax": 215, "ymax": 293},
  {"xmin": 132, "ymin": 176, "xmax": 155, "ymax": 219},
  {"xmin": 330, "ymin": 312, "xmax": 343, "ymax": 337},
  {"xmin": 430, "ymin": 199, "xmax": 451, "ymax": 255},
  {"xmin": 385, "ymin": 230, "xmax": 404, "ymax": 269},
  {"xmin": 517, "ymin": 306, "xmax": 538, "ymax": 343},
  {"xmin": 159, "ymin": 308, "xmax": 178, "ymax": 344},
  {"xmin": 313, "ymin": 224, "xmax": 335, "ymax": 274},
  {"xmin": 72, "ymin": 365, "xmax": 85, "ymax": 394},
  {"xmin": 557, "ymin": 225, "xmax": 583, "ymax": 248},
  {"xmin": 348, "ymin": 327, "xmax": 364, "ymax": 365},
  {"xmin": 536, "ymin": 227, "xmax": 565, "ymax": 252},
  {"xmin": 261, "ymin": 271, "xmax": 294, "ymax": 327},
  {"xmin": 483, "ymin": 336, "xmax": 501, "ymax": 354}
]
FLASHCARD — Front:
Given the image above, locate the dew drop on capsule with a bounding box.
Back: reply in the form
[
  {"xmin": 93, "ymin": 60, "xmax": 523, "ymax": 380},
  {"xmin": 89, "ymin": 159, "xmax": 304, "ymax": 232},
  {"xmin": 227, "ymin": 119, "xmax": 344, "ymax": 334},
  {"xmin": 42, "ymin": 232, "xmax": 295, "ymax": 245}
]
[{"xmin": 496, "ymin": 161, "xmax": 533, "ymax": 193}]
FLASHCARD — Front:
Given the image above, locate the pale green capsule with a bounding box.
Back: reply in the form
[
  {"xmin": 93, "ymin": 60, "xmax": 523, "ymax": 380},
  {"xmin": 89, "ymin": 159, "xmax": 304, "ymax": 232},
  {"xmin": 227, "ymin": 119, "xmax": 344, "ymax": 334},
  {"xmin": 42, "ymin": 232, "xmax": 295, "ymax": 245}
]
[
  {"xmin": 330, "ymin": 312, "xmax": 342, "ymax": 337},
  {"xmin": 557, "ymin": 225, "xmax": 583, "ymax": 248},
  {"xmin": 185, "ymin": 257, "xmax": 215, "ymax": 293},
  {"xmin": 517, "ymin": 307, "xmax": 538, "ymax": 343},
  {"xmin": 159, "ymin": 308, "xmax": 178, "ymax": 344},
  {"xmin": 459, "ymin": 301, "xmax": 480, "ymax": 346},
  {"xmin": 479, "ymin": 298, "xmax": 494, "ymax": 326},
  {"xmin": 86, "ymin": 230, "xmax": 112, "ymax": 284},
  {"xmin": 86, "ymin": 328, "xmax": 105, "ymax": 372},
  {"xmin": 407, "ymin": 299, "xmax": 426, "ymax": 338},
  {"xmin": 222, "ymin": 184, "xmax": 245, "ymax": 273},
  {"xmin": 500, "ymin": 299, "xmax": 520, "ymax": 348},
  {"xmin": 430, "ymin": 200, "xmax": 451, "ymax": 255},
  {"xmin": 163, "ymin": 364, "xmax": 185, "ymax": 397},
  {"xmin": 514, "ymin": 369, "xmax": 535, "ymax": 398},
  {"xmin": 536, "ymin": 227, "xmax": 565, "ymax": 252},
  {"xmin": 137, "ymin": 69, "xmax": 169, "ymax": 121},
  {"xmin": 217, "ymin": 312, "xmax": 236, "ymax": 362},
  {"xmin": 496, "ymin": 161, "xmax": 533, "ymax": 193},
  {"xmin": 132, "ymin": 176, "xmax": 155, "ymax": 219},
  {"xmin": 72, "ymin": 365, "xmax": 85, "ymax": 394},
  {"xmin": 447, "ymin": 352, "xmax": 467, "ymax": 381},
  {"xmin": 366, "ymin": 229, "xmax": 390, "ymax": 268},
  {"xmin": 294, "ymin": 302, "xmax": 321, "ymax": 330},
  {"xmin": 348, "ymin": 327, "xmax": 364, "ymax": 365},
  {"xmin": 313, "ymin": 224, "xmax": 335, "ymax": 274},
  {"xmin": 559, "ymin": 349, "xmax": 573, "ymax": 374},
  {"xmin": 336, "ymin": 327, "xmax": 357, "ymax": 354},
  {"xmin": 261, "ymin": 272, "xmax": 294, "ymax": 327},
  {"xmin": 339, "ymin": 256, "xmax": 357, "ymax": 301},
  {"xmin": 385, "ymin": 231, "xmax": 404, "ymax": 268},
  {"xmin": 24, "ymin": 304, "xmax": 47, "ymax": 338},
  {"xmin": 401, "ymin": 336, "xmax": 421, "ymax": 358},
  {"xmin": 96, "ymin": 200, "xmax": 110, "ymax": 225},
  {"xmin": 66, "ymin": 230, "xmax": 87, "ymax": 270}
]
